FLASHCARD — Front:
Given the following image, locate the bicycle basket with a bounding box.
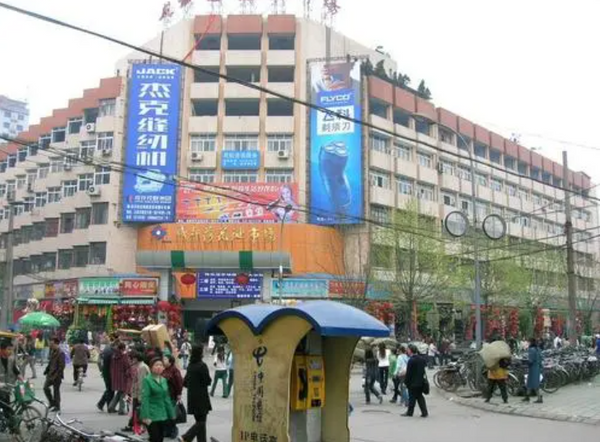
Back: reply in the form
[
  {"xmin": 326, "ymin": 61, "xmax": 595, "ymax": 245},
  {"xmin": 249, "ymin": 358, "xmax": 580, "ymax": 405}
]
[{"xmin": 13, "ymin": 380, "xmax": 35, "ymax": 404}]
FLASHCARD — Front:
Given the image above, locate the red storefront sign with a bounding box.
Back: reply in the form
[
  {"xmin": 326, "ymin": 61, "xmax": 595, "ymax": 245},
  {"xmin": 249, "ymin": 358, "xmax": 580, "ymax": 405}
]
[
  {"xmin": 328, "ymin": 280, "xmax": 366, "ymax": 297},
  {"xmin": 121, "ymin": 279, "xmax": 158, "ymax": 296}
]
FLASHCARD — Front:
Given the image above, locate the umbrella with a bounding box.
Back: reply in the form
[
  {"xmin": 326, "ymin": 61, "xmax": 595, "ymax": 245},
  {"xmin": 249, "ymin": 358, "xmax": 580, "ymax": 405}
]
[
  {"xmin": 479, "ymin": 341, "xmax": 511, "ymax": 368},
  {"xmin": 18, "ymin": 312, "xmax": 60, "ymax": 329}
]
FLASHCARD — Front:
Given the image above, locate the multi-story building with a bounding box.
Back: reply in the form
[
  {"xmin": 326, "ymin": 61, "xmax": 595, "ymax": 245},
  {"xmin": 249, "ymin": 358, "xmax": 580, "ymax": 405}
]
[
  {"xmin": 0, "ymin": 14, "xmax": 597, "ymax": 328},
  {"xmin": 0, "ymin": 95, "xmax": 29, "ymax": 140}
]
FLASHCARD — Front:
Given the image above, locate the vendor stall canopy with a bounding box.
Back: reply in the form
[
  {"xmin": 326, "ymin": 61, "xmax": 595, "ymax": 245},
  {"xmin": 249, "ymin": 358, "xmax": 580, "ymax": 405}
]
[{"xmin": 207, "ymin": 300, "xmax": 390, "ymax": 338}]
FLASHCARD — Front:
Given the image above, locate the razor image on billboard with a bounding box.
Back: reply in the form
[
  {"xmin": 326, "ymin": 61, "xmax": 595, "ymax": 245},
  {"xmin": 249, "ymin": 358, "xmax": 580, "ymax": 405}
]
[{"xmin": 309, "ymin": 60, "xmax": 363, "ymax": 225}]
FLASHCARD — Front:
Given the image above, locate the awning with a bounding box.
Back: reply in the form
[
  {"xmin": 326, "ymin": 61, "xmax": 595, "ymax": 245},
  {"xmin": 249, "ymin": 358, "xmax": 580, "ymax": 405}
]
[
  {"xmin": 77, "ymin": 297, "xmax": 119, "ymax": 305},
  {"xmin": 77, "ymin": 297, "xmax": 156, "ymax": 306},
  {"xmin": 120, "ymin": 298, "xmax": 156, "ymax": 305}
]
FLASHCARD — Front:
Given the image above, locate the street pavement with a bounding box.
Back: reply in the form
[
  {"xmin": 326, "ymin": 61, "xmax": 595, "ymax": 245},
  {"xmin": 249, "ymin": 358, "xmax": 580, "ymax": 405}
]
[{"xmin": 22, "ymin": 363, "xmax": 598, "ymax": 442}]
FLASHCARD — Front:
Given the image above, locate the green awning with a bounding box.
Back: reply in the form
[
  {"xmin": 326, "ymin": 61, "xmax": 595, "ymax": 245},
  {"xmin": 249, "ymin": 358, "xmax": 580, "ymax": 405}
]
[
  {"xmin": 77, "ymin": 297, "xmax": 155, "ymax": 306},
  {"xmin": 77, "ymin": 297, "xmax": 119, "ymax": 305},
  {"xmin": 120, "ymin": 298, "xmax": 155, "ymax": 305}
]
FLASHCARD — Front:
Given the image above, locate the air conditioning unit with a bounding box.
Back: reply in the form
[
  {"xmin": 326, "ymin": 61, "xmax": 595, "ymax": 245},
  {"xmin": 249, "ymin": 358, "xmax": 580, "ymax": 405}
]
[
  {"xmin": 277, "ymin": 149, "xmax": 289, "ymax": 159},
  {"xmin": 87, "ymin": 186, "xmax": 101, "ymax": 197},
  {"xmin": 102, "ymin": 147, "xmax": 113, "ymax": 157},
  {"xmin": 85, "ymin": 123, "xmax": 96, "ymax": 133},
  {"xmin": 191, "ymin": 152, "xmax": 203, "ymax": 162}
]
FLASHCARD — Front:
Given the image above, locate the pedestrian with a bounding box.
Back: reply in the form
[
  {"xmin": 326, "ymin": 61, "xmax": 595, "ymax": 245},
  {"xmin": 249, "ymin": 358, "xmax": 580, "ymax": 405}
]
[
  {"xmin": 180, "ymin": 339, "xmax": 192, "ymax": 370},
  {"xmin": 70, "ymin": 339, "xmax": 90, "ymax": 386},
  {"xmin": 34, "ymin": 335, "xmax": 44, "ymax": 365},
  {"xmin": 180, "ymin": 345, "xmax": 212, "ymax": 442},
  {"xmin": 141, "ymin": 358, "xmax": 176, "ymax": 442},
  {"xmin": 21, "ymin": 336, "xmax": 37, "ymax": 379},
  {"xmin": 162, "ymin": 355, "xmax": 183, "ymax": 438},
  {"xmin": 43, "ymin": 338, "xmax": 65, "ymax": 412},
  {"xmin": 394, "ymin": 346, "xmax": 409, "ymax": 407},
  {"xmin": 210, "ymin": 346, "xmax": 228, "ymax": 398},
  {"xmin": 363, "ymin": 348, "xmax": 383, "ymax": 404},
  {"xmin": 427, "ymin": 340, "xmax": 438, "ymax": 369},
  {"xmin": 0, "ymin": 341, "xmax": 20, "ymax": 424},
  {"xmin": 402, "ymin": 344, "xmax": 428, "ymax": 418},
  {"xmin": 439, "ymin": 338, "xmax": 450, "ymax": 366},
  {"xmin": 108, "ymin": 342, "xmax": 132, "ymax": 415},
  {"xmin": 225, "ymin": 350, "xmax": 234, "ymax": 398},
  {"xmin": 523, "ymin": 338, "xmax": 543, "ymax": 403},
  {"xmin": 376, "ymin": 343, "xmax": 390, "ymax": 395},
  {"xmin": 388, "ymin": 347, "xmax": 399, "ymax": 403},
  {"xmin": 97, "ymin": 338, "xmax": 115, "ymax": 412},
  {"xmin": 484, "ymin": 357, "xmax": 510, "ymax": 404},
  {"xmin": 595, "ymin": 334, "xmax": 600, "ymax": 355},
  {"xmin": 122, "ymin": 351, "xmax": 149, "ymax": 433}
]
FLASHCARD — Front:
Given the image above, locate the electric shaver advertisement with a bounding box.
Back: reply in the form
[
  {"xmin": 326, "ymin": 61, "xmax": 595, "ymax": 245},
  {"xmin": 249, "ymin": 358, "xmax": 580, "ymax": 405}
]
[{"xmin": 309, "ymin": 60, "xmax": 363, "ymax": 225}]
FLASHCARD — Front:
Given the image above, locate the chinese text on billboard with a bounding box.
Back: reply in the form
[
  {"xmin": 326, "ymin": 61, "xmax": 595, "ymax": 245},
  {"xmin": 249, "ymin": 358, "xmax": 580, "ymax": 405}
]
[{"xmin": 197, "ymin": 272, "xmax": 263, "ymax": 299}]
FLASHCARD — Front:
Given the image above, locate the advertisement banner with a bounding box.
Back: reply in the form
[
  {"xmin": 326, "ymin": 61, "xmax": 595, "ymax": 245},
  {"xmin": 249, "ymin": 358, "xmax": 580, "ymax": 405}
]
[
  {"xmin": 197, "ymin": 272, "xmax": 263, "ymax": 299},
  {"xmin": 270, "ymin": 279, "xmax": 329, "ymax": 299},
  {"xmin": 177, "ymin": 182, "xmax": 299, "ymax": 223},
  {"xmin": 221, "ymin": 151, "xmax": 260, "ymax": 170},
  {"xmin": 78, "ymin": 278, "xmax": 121, "ymax": 297},
  {"xmin": 122, "ymin": 63, "xmax": 182, "ymax": 223},
  {"xmin": 121, "ymin": 279, "xmax": 158, "ymax": 296},
  {"xmin": 309, "ymin": 61, "xmax": 363, "ymax": 225},
  {"xmin": 44, "ymin": 280, "xmax": 78, "ymax": 298}
]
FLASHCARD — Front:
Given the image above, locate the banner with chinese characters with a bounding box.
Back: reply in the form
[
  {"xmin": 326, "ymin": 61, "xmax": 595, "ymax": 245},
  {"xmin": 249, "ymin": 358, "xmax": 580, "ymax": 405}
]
[
  {"xmin": 176, "ymin": 181, "xmax": 299, "ymax": 223},
  {"xmin": 78, "ymin": 278, "xmax": 121, "ymax": 297},
  {"xmin": 270, "ymin": 279, "xmax": 329, "ymax": 298},
  {"xmin": 309, "ymin": 60, "xmax": 363, "ymax": 225},
  {"xmin": 121, "ymin": 279, "xmax": 158, "ymax": 296},
  {"xmin": 221, "ymin": 151, "xmax": 260, "ymax": 170},
  {"xmin": 197, "ymin": 272, "xmax": 263, "ymax": 299},
  {"xmin": 122, "ymin": 63, "xmax": 182, "ymax": 223}
]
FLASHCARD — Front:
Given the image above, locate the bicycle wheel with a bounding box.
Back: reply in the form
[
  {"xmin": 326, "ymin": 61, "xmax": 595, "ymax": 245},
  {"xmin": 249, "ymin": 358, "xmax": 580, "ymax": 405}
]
[
  {"xmin": 15, "ymin": 404, "xmax": 43, "ymax": 442},
  {"xmin": 541, "ymin": 371, "xmax": 561, "ymax": 394}
]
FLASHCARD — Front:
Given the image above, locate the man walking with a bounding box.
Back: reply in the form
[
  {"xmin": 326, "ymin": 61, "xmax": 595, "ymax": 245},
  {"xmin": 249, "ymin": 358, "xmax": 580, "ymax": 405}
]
[
  {"xmin": 485, "ymin": 357, "xmax": 510, "ymax": 404},
  {"xmin": 108, "ymin": 342, "xmax": 131, "ymax": 415},
  {"xmin": 97, "ymin": 338, "xmax": 115, "ymax": 412},
  {"xmin": 402, "ymin": 344, "xmax": 428, "ymax": 418},
  {"xmin": 43, "ymin": 338, "xmax": 65, "ymax": 412}
]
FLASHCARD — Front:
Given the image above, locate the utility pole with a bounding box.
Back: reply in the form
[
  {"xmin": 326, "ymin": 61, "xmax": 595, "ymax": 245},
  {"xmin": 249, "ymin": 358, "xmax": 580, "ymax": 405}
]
[
  {"xmin": 562, "ymin": 151, "xmax": 578, "ymax": 345},
  {"xmin": 1, "ymin": 201, "xmax": 15, "ymax": 330}
]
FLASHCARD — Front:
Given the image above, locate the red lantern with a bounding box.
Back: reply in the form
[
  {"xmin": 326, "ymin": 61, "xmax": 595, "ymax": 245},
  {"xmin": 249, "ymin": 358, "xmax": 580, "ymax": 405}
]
[
  {"xmin": 235, "ymin": 273, "xmax": 250, "ymax": 286},
  {"xmin": 157, "ymin": 300, "xmax": 171, "ymax": 312},
  {"xmin": 180, "ymin": 273, "xmax": 196, "ymax": 285}
]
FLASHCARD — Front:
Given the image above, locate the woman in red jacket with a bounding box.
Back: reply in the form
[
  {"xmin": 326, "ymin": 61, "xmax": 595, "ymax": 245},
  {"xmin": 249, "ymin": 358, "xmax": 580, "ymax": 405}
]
[{"xmin": 162, "ymin": 354, "xmax": 183, "ymax": 438}]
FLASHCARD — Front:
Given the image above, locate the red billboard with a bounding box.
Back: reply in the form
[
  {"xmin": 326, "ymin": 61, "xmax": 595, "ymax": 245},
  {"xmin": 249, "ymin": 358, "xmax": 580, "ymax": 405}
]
[
  {"xmin": 121, "ymin": 279, "xmax": 159, "ymax": 296},
  {"xmin": 176, "ymin": 181, "xmax": 299, "ymax": 223}
]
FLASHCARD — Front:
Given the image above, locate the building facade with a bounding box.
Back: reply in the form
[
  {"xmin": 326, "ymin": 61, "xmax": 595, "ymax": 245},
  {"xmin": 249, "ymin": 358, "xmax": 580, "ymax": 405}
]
[
  {"xmin": 0, "ymin": 14, "xmax": 597, "ymax": 327},
  {"xmin": 0, "ymin": 95, "xmax": 29, "ymax": 140}
]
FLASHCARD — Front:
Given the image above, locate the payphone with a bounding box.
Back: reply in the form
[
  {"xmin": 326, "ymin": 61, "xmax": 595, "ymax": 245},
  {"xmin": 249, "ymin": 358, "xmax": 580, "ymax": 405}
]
[{"xmin": 291, "ymin": 354, "xmax": 325, "ymax": 411}]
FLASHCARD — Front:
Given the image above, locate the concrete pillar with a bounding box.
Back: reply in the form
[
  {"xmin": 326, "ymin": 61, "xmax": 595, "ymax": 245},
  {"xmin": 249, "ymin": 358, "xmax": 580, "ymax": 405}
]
[{"xmin": 158, "ymin": 269, "xmax": 171, "ymax": 301}]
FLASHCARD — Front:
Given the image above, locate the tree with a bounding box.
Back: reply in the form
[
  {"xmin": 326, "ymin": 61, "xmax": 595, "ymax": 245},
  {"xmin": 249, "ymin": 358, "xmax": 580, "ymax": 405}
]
[
  {"xmin": 373, "ymin": 201, "xmax": 464, "ymax": 339},
  {"xmin": 361, "ymin": 59, "xmax": 374, "ymax": 76},
  {"xmin": 417, "ymin": 79, "xmax": 432, "ymax": 100},
  {"xmin": 374, "ymin": 60, "xmax": 388, "ymax": 80}
]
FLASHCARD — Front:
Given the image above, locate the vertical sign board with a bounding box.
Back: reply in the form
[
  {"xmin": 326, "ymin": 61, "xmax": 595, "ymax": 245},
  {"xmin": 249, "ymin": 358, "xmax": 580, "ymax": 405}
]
[
  {"xmin": 309, "ymin": 60, "xmax": 363, "ymax": 224},
  {"xmin": 122, "ymin": 64, "xmax": 182, "ymax": 222}
]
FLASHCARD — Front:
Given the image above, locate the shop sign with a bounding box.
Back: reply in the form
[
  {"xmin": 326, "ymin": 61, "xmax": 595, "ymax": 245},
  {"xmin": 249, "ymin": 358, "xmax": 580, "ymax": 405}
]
[
  {"xmin": 270, "ymin": 279, "xmax": 329, "ymax": 298},
  {"xmin": 197, "ymin": 272, "xmax": 262, "ymax": 299},
  {"xmin": 78, "ymin": 278, "xmax": 121, "ymax": 297},
  {"xmin": 121, "ymin": 279, "xmax": 158, "ymax": 296},
  {"xmin": 14, "ymin": 285, "xmax": 33, "ymax": 301},
  {"xmin": 44, "ymin": 280, "xmax": 78, "ymax": 298},
  {"xmin": 221, "ymin": 151, "xmax": 260, "ymax": 170}
]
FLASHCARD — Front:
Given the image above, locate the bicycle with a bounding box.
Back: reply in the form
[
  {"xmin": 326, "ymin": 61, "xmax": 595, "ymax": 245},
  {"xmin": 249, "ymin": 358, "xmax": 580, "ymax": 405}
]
[
  {"xmin": 0, "ymin": 382, "xmax": 47, "ymax": 442},
  {"xmin": 42, "ymin": 413, "xmax": 146, "ymax": 442}
]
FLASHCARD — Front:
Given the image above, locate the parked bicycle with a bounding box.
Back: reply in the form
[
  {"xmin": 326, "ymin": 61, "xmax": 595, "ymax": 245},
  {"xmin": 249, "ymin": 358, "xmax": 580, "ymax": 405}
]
[
  {"xmin": 0, "ymin": 382, "xmax": 47, "ymax": 442},
  {"xmin": 41, "ymin": 413, "xmax": 145, "ymax": 442}
]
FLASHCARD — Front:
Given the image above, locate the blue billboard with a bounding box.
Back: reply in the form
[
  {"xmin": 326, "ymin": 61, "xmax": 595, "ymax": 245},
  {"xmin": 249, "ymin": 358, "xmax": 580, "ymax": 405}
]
[
  {"xmin": 122, "ymin": 64, "xmax": 182, "ymax": 223},
  {"xmin": 271, "ymin": 278, "xmax": 329, "ymax": 299},
  {"xmin": 309, "ymin": 61, "xmax": 363, "ymax": 224},
  {"xmin": 221, "ymin": 150, "xmax": 260, "ymax": 170},
  {"xmin": 197, "ymin": 272, "xmax": 263, "ymax": 299}
]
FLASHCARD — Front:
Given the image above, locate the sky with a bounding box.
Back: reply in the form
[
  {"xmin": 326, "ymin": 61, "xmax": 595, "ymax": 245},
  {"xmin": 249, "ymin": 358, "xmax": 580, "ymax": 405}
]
[{"xmin": 1, "ymin": 0, "xmax": 599, "ymax": 184}]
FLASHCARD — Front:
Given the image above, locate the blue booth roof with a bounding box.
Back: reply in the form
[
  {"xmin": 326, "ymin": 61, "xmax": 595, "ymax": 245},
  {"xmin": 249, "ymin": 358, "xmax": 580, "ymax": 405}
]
[{"xmin": 206, "ymin": 300, "xmax": 390, "ymax": 338}]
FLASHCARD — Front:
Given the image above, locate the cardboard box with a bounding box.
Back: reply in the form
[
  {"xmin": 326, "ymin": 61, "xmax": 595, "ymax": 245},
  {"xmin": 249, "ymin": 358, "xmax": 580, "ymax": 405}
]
[{"xmin": 142, "ymin": 324, "xmax": 170, "ymax": 349}]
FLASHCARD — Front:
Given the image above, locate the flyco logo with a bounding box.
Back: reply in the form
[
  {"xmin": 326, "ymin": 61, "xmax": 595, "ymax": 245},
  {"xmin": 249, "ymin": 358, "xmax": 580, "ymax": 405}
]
[
  {"xmin": 320, "ymin": 93, "xmax": 352, "ymax": 104},
  {"xmin": 138, "ymin": 68, "xmax": 177, "ymax": 75}
]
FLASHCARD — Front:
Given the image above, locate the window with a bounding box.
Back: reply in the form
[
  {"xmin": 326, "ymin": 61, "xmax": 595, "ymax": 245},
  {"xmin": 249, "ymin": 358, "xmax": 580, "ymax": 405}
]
[
  {"xmin": 23, "ymin": 197, "xmax": 33, "ymax": 213},
  {"xmin": 50, "ymin": 159, "xmax": 63, "ymax": 173},
  {"xmin": 532, "ymin": 193, "xmax": 543, "ymax": 205},
  {"xmin": 228, "ymin": 33, "xmax": 261, "ymax": 50},
  {"xmin": 63, "ymin": 180, "xmax": 77, "ymax": 198},
  {"xmin": 16, "ymin": 125, "xmax": 23, "ymax": 132},
  {"xmin": 0, "ymin": 161, "xmax": 7, "ymax": 173},
  {"xmin": 224, "ymin": 134, "xmax": 259, "ymax": 151},
  {"xmin": 268, "ymin": 34, "xmax": 294, "ymax": 50},
  {"xmin": 0, "ymin": 184, "xmax": 5, "ymax": 197},
  {"xmin": 17, "ymin": 149, "xmax": 27, "ymax": 162},
  {"xmin": 74, "ymin": 246, "xmax": 89, "ymax": 267},
  {"xmin": 58, "ymin": 250, "xmax": 73, "ymax": 270},
  {"xmin": 68, "ymin": 118, "xmax": 83, "ymax": 134},
  {"xmin": 41, "ymin": 253, "xmax": 57, "ymax": 271},
  {"xmin": 267, "ymin": 134, "xmax": 293, "ymax": 153},
  {"xmin": 370, "ymin": 134, "xmax": 390, "ymax": 154},
  {"xmin": 52, "ymin": 127, "xmax": 66, "ymax": 143},
  {"xmin": 13, "ymin": 229, "xmax": 21, "ymax": 246},
  {"xmin": 370, "ymin": 99, "xmax": 389, "ymax": 119},
  {"xmin": 6, "ymin": 181, "xmax": 15, "ymax": 194},
  {"xmin": 397, "ymin": 177, "xmax": 413, "ymax": 195},
  {"xmin": 78, "ymin": 174, "xmax": 93, "ymax": 193},
  {"xmin": 519, "ymin": 215, "xmax": 531, "ymax": 227},
  {"xmin": 226, "ymin": 66, "xmax": 260, "ymax": 83},
  {"xmin": 394, "ymin": 143, "xmax": 412, "ymax": 161},
  {"xmin": 504, "ymin": 156, "xmax": 516, "ymax": 171},
  {"xmin": 60, "ymin": 213, "xmax": 75, "ymax": 234},
  {"xmin": 460, "ymin": 198, "xmax": 472, "ymax": 213},
  {"xmin": 518, "ymin": 188, "xmax": 529, "ymax": 201},
  {"xmin": 267, "ymin": 66, "xmax": 294, "ymax": 82},
  {"xmin": 458, "ymin": 135, "xmax": 471, "ymax": 150},
  {"xmin": 193, "ymin": 66, "xmax": 220, "ymax": 83},
  {"xmin": 415, "ymin": 119, "xmax": 431, "ymax": 136},
  {"xmin": 80, "ymin": 141, "xmax": 95, "ymax": 159},
  {"xmin": 94, "ymin": 166, "xmax": 111, "ymax": 185},
  {"xmin": 393, "ymin": 109, "xmax": 411, "ymax": 128},
  {"xmin": 223, "ymin": 170, "xmax": 258, "ymax": 183},
  {"xmin": 191, "ymin": 99, "xmax": 218, "ymax": 116},
  {"xmin": 371, "ymin": 205, "xmax": 390, "ymax": 224},
  {"xmin": 442, "ymin": 192, "xmax": 456, "ymax": 207},
  {"xmin": 553, "ymin": 176, "xmax": 562, "ymax": 187},
  {"xmin": 99, "ymin": 99, "xmax": 116, "ymax": 117},
  {"xmin": 475, "ymin": 173, "xmax": 488, "ymax": 187},
  {"xmin": 225, "ymin": 99, "xmax": 260, "ymax": 116},
  {"xmin": 457, "ymin": 166, "xmax": 472, "ymax": 181},
  {"xmin": 189, "ymin": 168, "xmax": 215, "ymax": 183},
  {"xmin": 45, "ymin": 218, "xmax": 59, "ymax": 237},
  {"xmin": 89, "ymin": 242, "xmax": 107, "ymax": 265},
  {"xmin": 530, "ymin": 167, "xmax": 540, "ymax": 180},
  {"xmin": 267, "ymin": 99, "xmax": 294, "ymax": 116},
  {"xmin": 37, "ymin": 164, "xmax": 49, "ymax": 179},
  {"xmin": 18, "ymin": 114, "xmax": 24, "ymax": 121},
  {"xmin": 84, "ymin": 108, "xmax": 99, "ymax": 124},
  {"xmin": 370, "ymin": 170, "xmax": 390, "ymax": 189},
  {"xmin": 474, "ymin": 143, "xmax": 487, "ymax": 159},
  {"xmin": 190, "ymin": 134, "xmax": 216, "ymax": 153},
  {"xmin": 32, "ymin": 222, "xmax": 45, "ymax": 241},
  {"xmin": 47, "ymin": 187, "xmax": 61, "ymax": 203},
  {"xmin": 2, "ymin": 122, "xmax": 9, "ymax": 128},
  {"xmin": 27, "ymin": 171, "xmax": 36, "ymax": 187},
  {"xmin": 91, "ymin": 202, "xmax": 109, "ymax": 225},
  {"xmin": 475, "ymin": 201, "xmax": 489, "ymax": 220},
  {"xmin": 22, "ymin": 226, "xmax": 32, "ymax": 244},
  {"xmin": 265, "ymin": 169, "xmax": 293, "ymax": 183},
  {"xmin": 39, "ymin": 135, "xmax": 51, "ymax": 150},
  {"xmin": 195, "ymin": 34, "xmax": 220, "ymax": 50},
  {"xmin": 35, "ymin": 192, "xmax": 46, "ymax": 208},
  {"xmin": 30, "ymin": 256, "xmax": 42, "ymax": 273},
  {"xmin": 75, "ymin": 208, "xmax": 91, "ymax": 229},
  {"xmin": 439, "ymin": 128, "xmax": 454, "ymax": 144},
  {"xmin": 439, "ymin": 160, "xmax": 455, "ymax": 175},
  {"xmin": 490, "ymin": 178, "xmax": 503, "ymax": 192},
  {"xmin": 417, "ymin": 183, "xmax": 435, "ymax": 201},
  {"xmin": 96, "ymin": 132, "xmax": 113, "ymax": 151},
  {"xmin": 506, "ymin": 183, "xmax": 517, "ymax": 196},
  {"xmin": 417, "ymin": 152, "xmax": 432, "ymax": 168},
  {"xmin": 16, "ymin": 176, "xmax": 26, "ymax": 190},
  {"xmin": 7, "ymin": 155, "xmax": 16, "ymax": 168}
]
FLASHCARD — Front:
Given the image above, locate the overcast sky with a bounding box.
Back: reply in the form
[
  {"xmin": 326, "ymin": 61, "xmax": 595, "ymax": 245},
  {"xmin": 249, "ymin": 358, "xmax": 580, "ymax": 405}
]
[{"xmin": 1, "ymin": 0, "xmax": 599, "ymax": 184}]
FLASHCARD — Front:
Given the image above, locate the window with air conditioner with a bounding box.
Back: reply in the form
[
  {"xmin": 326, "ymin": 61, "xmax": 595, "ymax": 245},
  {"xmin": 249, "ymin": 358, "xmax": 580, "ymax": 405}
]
[
  {"xmin": 96, "ymin": 132, "xmax": 114, "ymax": 151},
  {"xmin": 442, "ymin": 192, "xmax": 456, "ymax": 207},
  {"xmin": 78, "ymin": 174, "xmax": 94, "ymax": 191},
  {"xmin": 94, "ymin": 166, "xmax": 111, "ymax": 185},
  {"xmin": 190, "ymin": 134, "xmax": 216, "ymax": 153},
  {"xmin": 267, "ymin": 134, "xmax": 293, "ymax": 153},
  {"xmin": 80, "ymin": 141, "xmax": 95, "ymax": 159}
]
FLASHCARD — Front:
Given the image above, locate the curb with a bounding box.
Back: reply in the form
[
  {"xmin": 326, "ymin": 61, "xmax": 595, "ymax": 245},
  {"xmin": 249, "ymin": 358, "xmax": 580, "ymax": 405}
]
[{"xmin": 435, "ymin": 388, "xmax": 600, "ymax": 426}]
